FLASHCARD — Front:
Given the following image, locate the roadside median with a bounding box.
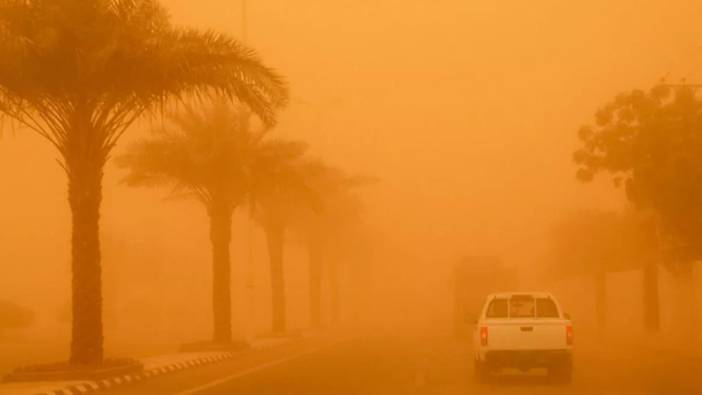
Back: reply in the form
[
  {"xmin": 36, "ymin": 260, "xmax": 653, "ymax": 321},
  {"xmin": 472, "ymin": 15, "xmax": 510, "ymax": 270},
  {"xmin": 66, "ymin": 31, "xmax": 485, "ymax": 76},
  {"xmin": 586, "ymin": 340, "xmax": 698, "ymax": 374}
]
[{"xmin": 0, "ymin": 331, "xmax": 330, "ymax": 395}]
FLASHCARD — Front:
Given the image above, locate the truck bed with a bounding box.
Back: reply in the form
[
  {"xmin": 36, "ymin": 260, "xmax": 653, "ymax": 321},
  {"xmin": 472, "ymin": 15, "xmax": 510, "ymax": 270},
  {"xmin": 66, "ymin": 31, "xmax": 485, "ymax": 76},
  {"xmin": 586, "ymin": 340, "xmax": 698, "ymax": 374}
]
[{"xmin": 482, "ymin": 318, "xmax": 570, "ymax": 350}]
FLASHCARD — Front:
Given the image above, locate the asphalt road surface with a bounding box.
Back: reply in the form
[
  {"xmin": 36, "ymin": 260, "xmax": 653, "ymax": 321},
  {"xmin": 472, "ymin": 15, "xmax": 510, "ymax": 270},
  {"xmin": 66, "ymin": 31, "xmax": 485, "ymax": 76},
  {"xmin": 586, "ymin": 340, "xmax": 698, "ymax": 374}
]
[{"xmin": 102, "ymin": 333, "xmax": 701, "ymax": 395}]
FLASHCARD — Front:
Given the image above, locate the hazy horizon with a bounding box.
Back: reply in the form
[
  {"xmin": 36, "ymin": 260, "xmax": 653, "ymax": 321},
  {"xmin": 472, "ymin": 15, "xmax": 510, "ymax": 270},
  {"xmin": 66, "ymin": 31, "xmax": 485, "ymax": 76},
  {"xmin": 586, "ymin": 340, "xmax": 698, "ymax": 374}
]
[{"xmin": 2, "ymin": 0, "xmax": 702, "ymax": 369}]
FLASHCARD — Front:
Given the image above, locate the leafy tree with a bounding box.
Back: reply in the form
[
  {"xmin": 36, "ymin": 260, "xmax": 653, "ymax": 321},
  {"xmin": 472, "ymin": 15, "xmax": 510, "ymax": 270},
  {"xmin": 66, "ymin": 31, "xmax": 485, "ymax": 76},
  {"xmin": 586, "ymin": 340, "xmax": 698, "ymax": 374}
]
[
  {"xmin": 117, "ymin": 102, "xmax": 266, "ymax": 344},
  {"xmin": 546, "ymin": 210, "xmax": 655, "ymax": 332},
  {"xmin": 574, "ymin": 85, "xmax": 702, "ymax": 261},
  {"xmin": 573, "ymin": 85, "xmax": 702, "ymax": 330},
  {"xmin": 0, "ymin": 0, "xmax": 287, "ymax": 364}
]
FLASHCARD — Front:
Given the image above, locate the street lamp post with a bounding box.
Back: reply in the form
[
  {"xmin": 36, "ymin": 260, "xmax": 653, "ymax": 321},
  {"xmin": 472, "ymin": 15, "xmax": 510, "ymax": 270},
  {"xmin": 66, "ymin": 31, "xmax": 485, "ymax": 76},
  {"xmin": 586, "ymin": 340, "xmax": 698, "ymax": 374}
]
[
  {"xmin": 241, "ymin": 0, "xmax": 248, "ymax": 42},
  {"xmin": 240, "ymin": 0, "xmax": 257, "ymax": 344}
]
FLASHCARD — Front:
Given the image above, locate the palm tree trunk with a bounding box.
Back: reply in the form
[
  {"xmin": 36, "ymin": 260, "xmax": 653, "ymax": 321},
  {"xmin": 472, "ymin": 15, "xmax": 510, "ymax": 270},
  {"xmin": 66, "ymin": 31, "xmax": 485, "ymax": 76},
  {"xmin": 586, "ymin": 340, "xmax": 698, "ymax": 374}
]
[
  {"xmin": 678, "ymin": 262, "xmax": 697, "ymax": 338},
  {"xmin": 308, "ymin": 241, "xmax": 322, "ymax": 329},
  {"xmin": 643, "ymin": 258, "xmax": 660, "ymax": 331},
  {"xmin": 265, "ymin": 224, "xmax": 286, "ymax": 333},
  {"xmin": 644, "ymin": 216, "xmax": 663, "ymax": 332},
  {"xmin": 209, "ymin": 203, "xmax": 234, "ymax": 343},
  {"xmin": 67, "ymin": 120, "xmax": 105, "ymax": 365},
  {"xmin": 595, "ymin": 270, "xmax": 607, "ymax": 337},
  {"xmin": 329, "ymin": 260, "xmax": 339, "ymax": 325}
]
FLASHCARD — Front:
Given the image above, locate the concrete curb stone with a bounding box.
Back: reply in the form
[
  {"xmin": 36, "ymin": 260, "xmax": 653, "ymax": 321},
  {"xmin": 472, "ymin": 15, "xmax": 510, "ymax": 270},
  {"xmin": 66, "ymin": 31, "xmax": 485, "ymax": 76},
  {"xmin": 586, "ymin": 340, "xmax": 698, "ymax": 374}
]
[{"xmin": 29, "ymin": 352, "xmax": 235, "ymax": 395}]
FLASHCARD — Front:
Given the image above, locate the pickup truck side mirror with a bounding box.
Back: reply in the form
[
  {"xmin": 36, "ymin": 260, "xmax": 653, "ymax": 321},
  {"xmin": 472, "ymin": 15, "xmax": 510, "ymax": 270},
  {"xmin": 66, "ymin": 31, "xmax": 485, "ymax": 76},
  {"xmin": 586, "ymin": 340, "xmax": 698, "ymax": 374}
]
[
  {"xmin": 564, "ymin": 313, "xmax": 571, "ymax": 320},
  {"xmin": 466, "ymin": 314, "xmax": 477, "ymax": 325}
]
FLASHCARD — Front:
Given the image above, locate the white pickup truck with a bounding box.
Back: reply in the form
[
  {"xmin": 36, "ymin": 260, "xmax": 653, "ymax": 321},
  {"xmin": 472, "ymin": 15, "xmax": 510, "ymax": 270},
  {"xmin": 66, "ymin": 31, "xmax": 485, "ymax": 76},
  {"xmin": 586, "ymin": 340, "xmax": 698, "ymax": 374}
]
[{"xmin": 472, "ymin": 292, "xmax": 573, "ymax": 382}]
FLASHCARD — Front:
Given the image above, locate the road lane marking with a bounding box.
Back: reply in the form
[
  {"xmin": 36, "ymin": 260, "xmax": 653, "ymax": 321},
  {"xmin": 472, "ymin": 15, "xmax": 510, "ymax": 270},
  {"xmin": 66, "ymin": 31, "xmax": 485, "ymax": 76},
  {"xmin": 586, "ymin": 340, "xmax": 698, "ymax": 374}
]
[{"xmin": 173, "ymin": 340, "xmax": 349, "ymax": 395}]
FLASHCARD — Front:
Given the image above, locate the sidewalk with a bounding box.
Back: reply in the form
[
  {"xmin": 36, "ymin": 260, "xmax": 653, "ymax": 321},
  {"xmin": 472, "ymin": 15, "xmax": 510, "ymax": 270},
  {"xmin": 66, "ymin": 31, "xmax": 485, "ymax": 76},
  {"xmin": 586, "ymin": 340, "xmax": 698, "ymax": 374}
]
[{"xmin": 0, "ymin": 335, "xmax": 314, "ymax": 395}]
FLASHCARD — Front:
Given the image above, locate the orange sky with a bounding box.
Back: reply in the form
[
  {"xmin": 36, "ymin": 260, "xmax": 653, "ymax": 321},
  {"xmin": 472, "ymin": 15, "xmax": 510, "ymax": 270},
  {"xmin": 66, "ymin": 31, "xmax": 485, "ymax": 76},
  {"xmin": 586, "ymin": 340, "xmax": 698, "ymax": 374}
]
[
  {"xmin": 2, "ymin": 0, "xmax": 702, "ymax": 344},
  {"xmin": 159, "ymin": 0, "xmax": 702, "ymax": 259}
]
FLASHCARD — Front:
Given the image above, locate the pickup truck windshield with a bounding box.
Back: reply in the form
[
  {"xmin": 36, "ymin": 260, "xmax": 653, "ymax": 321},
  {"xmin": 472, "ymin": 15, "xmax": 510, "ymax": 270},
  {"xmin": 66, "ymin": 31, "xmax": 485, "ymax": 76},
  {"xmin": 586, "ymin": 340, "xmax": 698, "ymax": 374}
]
[
  {"xmin": 510, "ymin": 295, "xmax": 534, "ymax": 317},
  {"xmin": 485, "ymin": 296, "xmax": 560, "ymax": 318},
  {"xmin": 486, "ymin": 299, "xmax": 508, "ymax": 318},
  {"xmin": 536, "ymin": 298, "xmax": 559, "ymax": 318}
]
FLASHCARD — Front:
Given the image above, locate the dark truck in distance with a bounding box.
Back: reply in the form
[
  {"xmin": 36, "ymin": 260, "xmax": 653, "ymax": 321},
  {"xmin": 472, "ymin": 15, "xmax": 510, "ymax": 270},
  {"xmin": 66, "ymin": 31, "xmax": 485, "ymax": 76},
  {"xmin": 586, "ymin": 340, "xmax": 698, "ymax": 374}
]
[{"xmin": 452, "ymin": 256, "xmax": 515, "ymax": 337}]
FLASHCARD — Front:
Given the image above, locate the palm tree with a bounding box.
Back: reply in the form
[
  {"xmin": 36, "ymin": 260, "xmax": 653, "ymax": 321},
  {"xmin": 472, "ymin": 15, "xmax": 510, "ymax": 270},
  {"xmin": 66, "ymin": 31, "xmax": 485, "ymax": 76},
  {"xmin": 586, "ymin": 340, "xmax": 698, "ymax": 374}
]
[
  {"xmin": 291, "ymin": 167, "xmax": 366, "ymax": 328},
  {"xmin": 248, "ymin": 146, "xmax": 323, "ymax": 333},
  {"xmin": 117, "ymin": 102, "xmax": 263, "ymax": 345},
  {"xmin": 0, "ymin": 0, "xmax": 287, "ymax": 364}
]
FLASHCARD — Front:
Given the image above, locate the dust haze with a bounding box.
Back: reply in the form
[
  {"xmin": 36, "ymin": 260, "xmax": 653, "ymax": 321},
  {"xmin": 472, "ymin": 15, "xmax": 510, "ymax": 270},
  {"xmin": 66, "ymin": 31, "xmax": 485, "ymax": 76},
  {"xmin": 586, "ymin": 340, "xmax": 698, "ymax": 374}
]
[{"xmin": 1, "ymin": 1, "xmax": 701, "ymax": 394}]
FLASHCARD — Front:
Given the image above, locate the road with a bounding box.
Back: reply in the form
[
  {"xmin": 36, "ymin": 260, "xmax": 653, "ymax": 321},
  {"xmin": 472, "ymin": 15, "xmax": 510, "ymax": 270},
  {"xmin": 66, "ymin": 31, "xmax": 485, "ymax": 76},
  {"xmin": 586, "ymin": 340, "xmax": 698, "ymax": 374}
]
[{"xmin": 102, "ymin": 333, "xmax": 701, "ymax": 395}]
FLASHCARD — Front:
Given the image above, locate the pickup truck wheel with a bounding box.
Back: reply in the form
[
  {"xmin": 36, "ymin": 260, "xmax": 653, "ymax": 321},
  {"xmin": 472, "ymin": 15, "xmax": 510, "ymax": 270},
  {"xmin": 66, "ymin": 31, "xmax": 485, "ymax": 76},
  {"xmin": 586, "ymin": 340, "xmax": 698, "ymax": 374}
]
[
  {"xmin": 474, "ymin": 360, "xmax": 491, "ymax": 384},
  {"xmin": 547, "ymin": 364, "xmax": 572, "ymax": 384}
]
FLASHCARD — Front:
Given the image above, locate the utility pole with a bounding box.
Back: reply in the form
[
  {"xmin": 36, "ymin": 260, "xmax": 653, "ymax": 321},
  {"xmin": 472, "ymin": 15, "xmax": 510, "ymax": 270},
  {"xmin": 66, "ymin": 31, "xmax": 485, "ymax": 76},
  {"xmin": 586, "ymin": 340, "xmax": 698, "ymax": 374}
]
[
  {"xmin": 240, "ymin": 0, "xmax": 257, "ymax": 344},
  {"xmin": 241, "ymin": 0, "xmax": 248, "ymax": 43}
]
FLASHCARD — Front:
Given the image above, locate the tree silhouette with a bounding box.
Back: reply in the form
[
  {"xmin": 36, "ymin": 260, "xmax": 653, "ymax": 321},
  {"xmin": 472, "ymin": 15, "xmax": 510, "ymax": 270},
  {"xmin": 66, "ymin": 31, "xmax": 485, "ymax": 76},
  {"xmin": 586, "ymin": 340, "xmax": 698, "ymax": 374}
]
[
  {"xmin": 117, "ymin": 102, "xmax": 272, "ymax": 344},
  {"xmin": 573, "ymin": 85, "xmax": 702, "ymax": 330},
  {"xmin": 248, "ymin": 144, "xmax": 323, "ymax": 333},
  {"xmin": 0, "ymin": 0, "xmax": 287, "ymax": 364},
  {"xmin": 546, "ymin": 210, "xmax": 655, "ymax": 333},
  {"xmin": 290, "ymin": 167, "xmax": 369, "ymax": 328}
]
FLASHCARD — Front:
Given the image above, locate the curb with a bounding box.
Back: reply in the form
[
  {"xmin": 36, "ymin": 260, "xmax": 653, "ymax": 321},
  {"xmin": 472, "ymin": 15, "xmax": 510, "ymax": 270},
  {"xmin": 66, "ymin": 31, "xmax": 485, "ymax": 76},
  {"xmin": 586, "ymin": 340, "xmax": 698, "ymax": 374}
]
[{"xmin": 34, "ymin": 352, "xmax": 236, "ymax": 395}]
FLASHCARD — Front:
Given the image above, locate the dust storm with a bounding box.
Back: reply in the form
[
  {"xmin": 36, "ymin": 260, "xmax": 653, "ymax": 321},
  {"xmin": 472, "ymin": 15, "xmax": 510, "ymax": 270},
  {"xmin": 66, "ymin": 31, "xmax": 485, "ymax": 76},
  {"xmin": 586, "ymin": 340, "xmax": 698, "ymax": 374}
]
[{"xmin": 0, "ymin": 1, "xmax": 701, "ymax": 394}]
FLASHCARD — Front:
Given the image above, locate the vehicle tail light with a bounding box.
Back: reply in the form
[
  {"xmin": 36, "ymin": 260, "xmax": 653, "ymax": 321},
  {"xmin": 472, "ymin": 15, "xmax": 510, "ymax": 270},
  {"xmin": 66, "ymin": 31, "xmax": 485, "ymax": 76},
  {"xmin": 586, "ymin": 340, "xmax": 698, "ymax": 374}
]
[
  {"xmin": 566, "ymin": 324, "xmax": 574, "ymax": 345},
  {"xmin": 480, "ymin": 326, "xmax": 489, "ymax": 346}
]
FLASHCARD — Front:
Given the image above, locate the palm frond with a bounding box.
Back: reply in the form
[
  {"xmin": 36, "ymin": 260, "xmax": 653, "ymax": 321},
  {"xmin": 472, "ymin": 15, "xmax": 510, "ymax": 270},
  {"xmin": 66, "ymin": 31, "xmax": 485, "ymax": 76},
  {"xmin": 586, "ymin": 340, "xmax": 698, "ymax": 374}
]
[
  {"xmin": 0, "ymin": 0, "xmax": 288, "ymax": 169},
  {"xmin": 117, "ymin": 101, "xmax": 278, "ymax": 210}
]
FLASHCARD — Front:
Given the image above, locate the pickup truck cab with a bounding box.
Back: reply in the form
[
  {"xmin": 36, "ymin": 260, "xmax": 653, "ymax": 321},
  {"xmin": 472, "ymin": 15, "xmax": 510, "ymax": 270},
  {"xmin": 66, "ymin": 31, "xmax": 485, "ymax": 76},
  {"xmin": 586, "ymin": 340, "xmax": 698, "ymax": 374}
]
[{"xmin": 473, "ymin": 292, "xmax": 573, "ymax": 382}]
